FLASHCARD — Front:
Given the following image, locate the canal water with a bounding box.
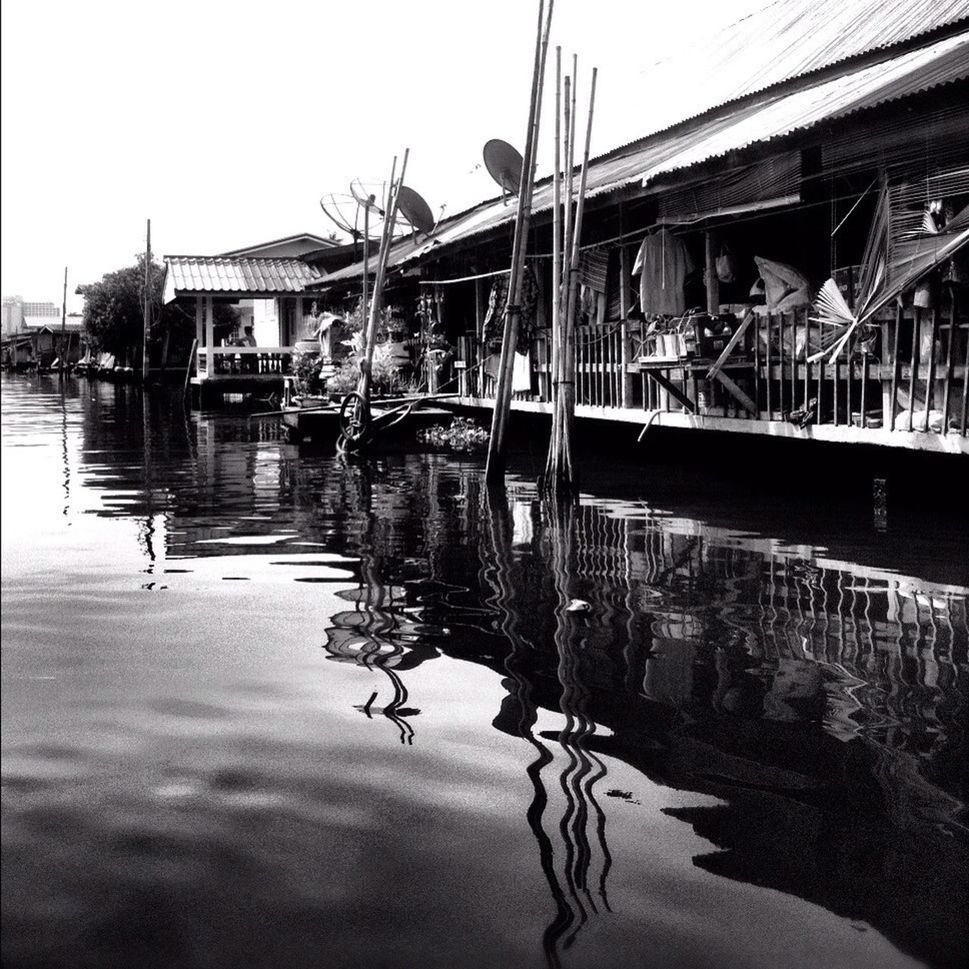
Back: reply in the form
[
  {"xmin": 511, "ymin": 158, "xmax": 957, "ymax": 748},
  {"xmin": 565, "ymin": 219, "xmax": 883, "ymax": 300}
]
[{"xmin": 2, "ymin": 374, "xmax": 967, "ymax": 969}]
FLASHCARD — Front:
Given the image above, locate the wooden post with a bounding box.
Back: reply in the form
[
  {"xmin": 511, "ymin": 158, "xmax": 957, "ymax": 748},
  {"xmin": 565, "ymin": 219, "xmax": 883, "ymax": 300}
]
[
  {"xmin": 907, "ymin": 307, "xmax": 919, "ymax": 432},
  {"xmin": 361, "ymin": 200, "xmax": 370, "ymax": 339},
  {"xmin": 486, "ymin": 0, "xmax": 554, "ymax": 484},
  {"xmin": 359, "ymin": 151, "xmax": 408, "ymax": 405},
  {"xmin": 620, "ymin": 237, "xmax": 633, "ymax": 409},
  {"xmin": 543, "ymin": 63, "xmax": 597, "ymax": 500},
  {"xmin": 205, "ymin": 296, "xmax": 214, "ymax": 372},
  {"xmin": 941, "ymin": 292, "xmax": 956, "ymax": 430},
  {"xmin": 550, "ymin": 46, "xmax": 562, "ymax": 418},
  {"xmin": 60, "ymin": 266, "xmax": 67, "ymax": 371},
  {"xmin": 142, "ymin": 219, "xmax": 151, "ymax": 384},
  {"xmin": 183, "ymin": 337, "xmax": 197, "ymax": 398},
  {"xmin": 704, "ymin": 231, "xmax": 719, "ymax": 315},
  {"xmin": 923, "ymin": 308, "xmax": 938, "ymax": 432},
  {"xmin": 888, "ymin": 307, "xmax": 902, "ymax": 431}
]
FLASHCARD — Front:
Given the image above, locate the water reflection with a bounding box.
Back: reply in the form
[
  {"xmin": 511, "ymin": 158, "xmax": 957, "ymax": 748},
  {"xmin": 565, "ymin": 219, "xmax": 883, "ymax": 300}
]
[{"xmin": 2, "ymin": 375, "xmax": 967, "ymax": 969}]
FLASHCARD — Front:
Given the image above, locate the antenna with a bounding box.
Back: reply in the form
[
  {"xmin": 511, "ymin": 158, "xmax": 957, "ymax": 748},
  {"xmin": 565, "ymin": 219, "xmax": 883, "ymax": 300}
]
[{"xmin": 483, "ymin": 139, "xmax": 524, "ymax": 203}]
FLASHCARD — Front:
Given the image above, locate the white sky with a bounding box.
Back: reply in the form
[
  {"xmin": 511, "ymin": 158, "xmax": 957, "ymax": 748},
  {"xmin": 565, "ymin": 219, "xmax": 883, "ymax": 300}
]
[{"xmin": 1, "ymin": 0, "xmax": 766, "ymax": 311}]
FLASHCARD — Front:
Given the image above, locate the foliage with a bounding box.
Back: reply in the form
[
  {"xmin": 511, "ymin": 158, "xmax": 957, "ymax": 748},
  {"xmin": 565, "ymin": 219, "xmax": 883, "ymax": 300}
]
[
  {"xmin": 79, "ymin": 255, "xmax": 184, "ymax": 359},
  {"xmin": 417, "ymin": 417, "xmax": 490, "ymax": 452},
  {"xmin": 292, "ymin": 347, "xmax": 323, "ymax": 396},
  {"xmin": 324, "ymin": 332, "xmax": 403, "ymax": 396}
]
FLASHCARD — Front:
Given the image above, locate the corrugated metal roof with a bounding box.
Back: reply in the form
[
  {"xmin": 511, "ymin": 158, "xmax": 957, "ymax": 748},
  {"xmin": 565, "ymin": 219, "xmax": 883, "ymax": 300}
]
[
  {"xmin": 322, "ymin": 32, "xmax": 968, "ymax": 286},
  {"xmin": 22, "ymin": 314, "xmax": 82, "ymax": 331},
  {"xmin": 633, "ymin": 0, "xmax": 969, "ymax": 138},
  {"xmin": 163, "ymin": 256, "xmax": 324, "ymax": 300}
]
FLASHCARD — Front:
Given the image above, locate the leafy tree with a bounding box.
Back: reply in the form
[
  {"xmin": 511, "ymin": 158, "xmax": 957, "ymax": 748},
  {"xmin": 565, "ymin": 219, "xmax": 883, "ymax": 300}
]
[{"xmin": 79, "ymin": 255, "xmax": 172, "ymax": 360}]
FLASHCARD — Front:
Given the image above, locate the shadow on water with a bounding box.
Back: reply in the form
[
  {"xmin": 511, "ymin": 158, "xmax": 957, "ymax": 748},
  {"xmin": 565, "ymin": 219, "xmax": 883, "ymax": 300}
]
[{"xmin": 3, "ymin": 376, "xmax": 968, "ymax": 969}]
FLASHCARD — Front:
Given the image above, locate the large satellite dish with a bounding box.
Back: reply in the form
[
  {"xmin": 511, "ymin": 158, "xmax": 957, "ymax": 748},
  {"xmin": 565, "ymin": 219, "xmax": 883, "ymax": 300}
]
[
  {"xmin": 397, "ymin": 186, "xmax": 436, "ymax": 235},
  {"xmin": 483, "ymin": 139, "xmax": 523, "ymax": 199},
  {"xmin": 321, "ymin": 177, "xmax": 436, "ymax": 241}
]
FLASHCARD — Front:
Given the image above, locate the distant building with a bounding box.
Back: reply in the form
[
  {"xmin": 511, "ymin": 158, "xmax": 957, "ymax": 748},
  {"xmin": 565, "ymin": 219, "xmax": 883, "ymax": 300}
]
[{"xmin": 2, "ymin": 297, "xmax": 61, "ymax": 336}]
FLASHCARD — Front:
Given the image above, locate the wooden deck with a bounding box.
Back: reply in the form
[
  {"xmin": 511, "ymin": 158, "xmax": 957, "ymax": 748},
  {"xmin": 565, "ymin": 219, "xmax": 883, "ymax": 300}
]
[{"xmin": 447, "ymin": 397, "xmax": 969, "ymax": 455}]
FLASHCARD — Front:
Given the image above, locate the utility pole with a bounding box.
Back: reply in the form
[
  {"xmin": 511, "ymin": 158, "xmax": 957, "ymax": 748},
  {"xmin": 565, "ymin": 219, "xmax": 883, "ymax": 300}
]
[
  {"xmin": 61, "ymin": 266, "xmax": 67, "ymax": 369},
  {"xmin": 142, "ymin": 219, "xmax": 151, "ymax": 384}
]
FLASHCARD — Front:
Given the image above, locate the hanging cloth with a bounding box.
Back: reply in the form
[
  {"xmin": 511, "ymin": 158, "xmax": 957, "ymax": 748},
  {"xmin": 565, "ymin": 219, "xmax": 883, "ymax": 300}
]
[
  {"xmin": 482, "ymin": 266, "xmax": 539, "ymax": 353},
  {"xmin": 578, "ymin": 248, "xmax": 609, "ymax": 294},
  {"xmin": 633, "ymin": 228, "xmax": 694, "ymax": 316}
]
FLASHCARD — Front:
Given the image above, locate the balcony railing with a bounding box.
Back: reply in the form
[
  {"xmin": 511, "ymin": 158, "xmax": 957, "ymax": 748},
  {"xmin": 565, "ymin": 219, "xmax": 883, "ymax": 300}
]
[
  {"xmin": 454, "ymin": 304, "xmax": 969, "ymax": 437},
  {"xmin": 197, "ymin": 346, "xmax": 294, "ymax": 378}
]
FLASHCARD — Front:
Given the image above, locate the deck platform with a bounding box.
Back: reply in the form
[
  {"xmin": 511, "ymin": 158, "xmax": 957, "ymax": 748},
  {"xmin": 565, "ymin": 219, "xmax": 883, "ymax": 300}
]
[{"xmin": 445, "ymin": 397, "xmax": 969, "ymax": 456}]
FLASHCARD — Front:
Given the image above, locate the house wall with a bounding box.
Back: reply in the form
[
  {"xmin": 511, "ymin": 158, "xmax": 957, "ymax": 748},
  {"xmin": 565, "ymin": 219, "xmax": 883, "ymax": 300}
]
[{"xmin": 251, "ymin": 299, "xmax": 279, "ymax": 346}]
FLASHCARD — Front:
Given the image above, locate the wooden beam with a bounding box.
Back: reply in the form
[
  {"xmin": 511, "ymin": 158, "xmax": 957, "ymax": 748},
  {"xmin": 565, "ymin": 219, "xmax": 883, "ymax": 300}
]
[
  {"xmin": 706, "ymin": 310, "xmax": 753, "ymax": 379},
  {"xmin": 711, "ymin": 369, "xmax": 758, "ymax": 415},
  {"xmin": 648, "ymin": 370, "xmax": 696, "ymax": 414}
]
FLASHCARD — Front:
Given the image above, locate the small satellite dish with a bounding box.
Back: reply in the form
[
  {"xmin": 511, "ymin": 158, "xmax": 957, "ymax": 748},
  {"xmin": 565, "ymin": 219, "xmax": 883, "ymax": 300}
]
[
  {"xmin": 397, "ymin": 186, "xmax": 436, "ymax": 235},
  {"xmin": 483, "ymin": 139, "xmax": 523, "ymax": 198}
]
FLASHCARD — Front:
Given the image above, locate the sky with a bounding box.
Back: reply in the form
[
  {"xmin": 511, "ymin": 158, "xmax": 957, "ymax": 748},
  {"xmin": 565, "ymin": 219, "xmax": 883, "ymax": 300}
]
[{"xmin": 1, "ymin": 0, "xmax": 768, "ymax": 312}]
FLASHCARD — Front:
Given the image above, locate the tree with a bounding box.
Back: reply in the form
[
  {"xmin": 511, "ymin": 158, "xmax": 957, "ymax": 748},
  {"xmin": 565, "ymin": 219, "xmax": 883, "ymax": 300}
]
[{"xmin": 79, "ymin": 254, "xmax": 173, "ymax": 361}]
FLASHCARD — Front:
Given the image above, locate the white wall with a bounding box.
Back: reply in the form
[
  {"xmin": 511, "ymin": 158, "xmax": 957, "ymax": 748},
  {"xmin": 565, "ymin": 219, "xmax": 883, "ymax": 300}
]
[{"xmin": 251, "ymin": 298, "xmax": 278, "ymax": 347}]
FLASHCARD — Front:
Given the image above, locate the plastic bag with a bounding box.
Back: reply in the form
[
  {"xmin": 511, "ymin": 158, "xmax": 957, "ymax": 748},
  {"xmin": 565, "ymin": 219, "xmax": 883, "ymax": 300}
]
[
  {"xmin": 753, "ymin": 256, "xmax": 811, "ymax": 312},
  {"xmin": 716, "ymin": 246, "xmax": 736, "ymax": 284}
]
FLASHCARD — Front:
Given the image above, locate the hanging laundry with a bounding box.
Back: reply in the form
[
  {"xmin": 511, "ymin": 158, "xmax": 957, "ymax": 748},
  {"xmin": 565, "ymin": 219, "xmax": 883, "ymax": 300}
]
[
  {"xmin": 579, "ymin": 248, "xmax": 609, "ymax": 294},
  {"xmin": 482, "ymin": 274, "xmax": 508, "ymax": 345},
  {"xmin": 633, "ymin": 228, "xmax": 694, "ymax": 316},
  {"xmin": 482, "ymin": 267, "xmax": 539, "ymax": 352}
]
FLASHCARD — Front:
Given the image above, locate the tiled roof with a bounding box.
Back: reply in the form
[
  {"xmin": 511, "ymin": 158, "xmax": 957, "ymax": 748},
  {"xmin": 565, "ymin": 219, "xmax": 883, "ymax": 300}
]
[{"xmin": 162, "ymin": 256, "xmax": 324, "ymax": 301}]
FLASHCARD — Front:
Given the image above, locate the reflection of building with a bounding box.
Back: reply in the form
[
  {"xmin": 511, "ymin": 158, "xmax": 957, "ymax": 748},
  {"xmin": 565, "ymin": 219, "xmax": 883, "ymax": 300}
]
[{"xmin": 62, "ymin": 385, "xmax": 969, "ymax": 968}]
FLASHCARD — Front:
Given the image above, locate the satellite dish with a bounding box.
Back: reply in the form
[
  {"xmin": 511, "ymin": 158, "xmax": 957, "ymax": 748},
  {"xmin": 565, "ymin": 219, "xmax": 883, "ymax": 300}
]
[
  {"xmin": 397, "ymin": 186, "xmax": 436, "ymax": 235},
  {"xmin": 483, "ymin": 139, "xmax": 523, "ymax": 198}
]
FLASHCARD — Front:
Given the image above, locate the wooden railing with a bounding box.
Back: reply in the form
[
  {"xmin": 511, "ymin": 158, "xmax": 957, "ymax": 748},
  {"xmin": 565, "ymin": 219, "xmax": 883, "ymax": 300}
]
[
  {"xmin": 454, "ymin": 307, "xmax": 968, "ymax": 436},
  {"xmin": 197, "ymin": 346, "xmax": 294, "ymax": 378}
]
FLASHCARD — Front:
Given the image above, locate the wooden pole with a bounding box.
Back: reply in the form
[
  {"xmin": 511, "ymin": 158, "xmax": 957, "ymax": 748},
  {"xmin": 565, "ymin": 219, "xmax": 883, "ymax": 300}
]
[
  {"xmin": 485, "ymin": 0, "xmax": 554, "ymax": 484},
  {"xmin": 183, "ymin": 337, "xmax": 197, "ymax": 398},
  {"xmin": 551, "ymin": 46, "xmax": 562, "ymax": 407},
  {"xmin": 543, "ymin": 65, "xmax": 597, "ymax": 500},
  {"xmin": 704, "ymin": 232, "xmax": 719, "ymax": 314},
  {"xmin": 142, "ymin": 219, "xmax": 151, "ymax": 384},
  {"xmin": 361, "ymin": 199, "xmax": 371, "ymax": 345},
  {"xmin": 359, "ymin": 151, "xmax": 408, "ymax": 405},
  {"xmin": 60, "ymin": 266, "xmax": 67, "ymax": 370},
  {"xmin": 543, "ymin": 48, "xmax": 564, "ymax": 490}
]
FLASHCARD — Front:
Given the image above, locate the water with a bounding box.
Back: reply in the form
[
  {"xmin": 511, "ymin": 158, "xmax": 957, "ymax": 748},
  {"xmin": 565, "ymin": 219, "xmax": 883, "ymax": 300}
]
[{"xmin": 2, "ymin": 374, "xmax": 967, "ymax": 969}]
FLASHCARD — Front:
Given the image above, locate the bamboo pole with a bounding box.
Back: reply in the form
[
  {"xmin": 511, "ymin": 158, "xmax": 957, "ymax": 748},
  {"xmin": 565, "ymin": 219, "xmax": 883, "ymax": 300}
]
[
  {"xmin": 546, "ymin": 47, "xmax": 564, "ymax": 472},
  {"xmin": 543, "ymin": 65, "xmax": 597, "ymax": 500},
  {"xmin": 358, "ymin": 151, "xmax": 408, "ymax": 405},
  {"xmin": 485, "ymin": 0, "xmax": 554, "ymax": 484}
]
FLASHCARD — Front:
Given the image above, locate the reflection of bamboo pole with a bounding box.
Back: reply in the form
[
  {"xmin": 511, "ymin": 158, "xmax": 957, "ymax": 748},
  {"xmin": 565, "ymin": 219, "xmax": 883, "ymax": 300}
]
[
  {"xmin": 486, "ymin": 0, "xmax": 555, "ymax": 484},
  {"xmin": 480, "ymin": 490, "xmax": 572, "ymax": 969}
]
